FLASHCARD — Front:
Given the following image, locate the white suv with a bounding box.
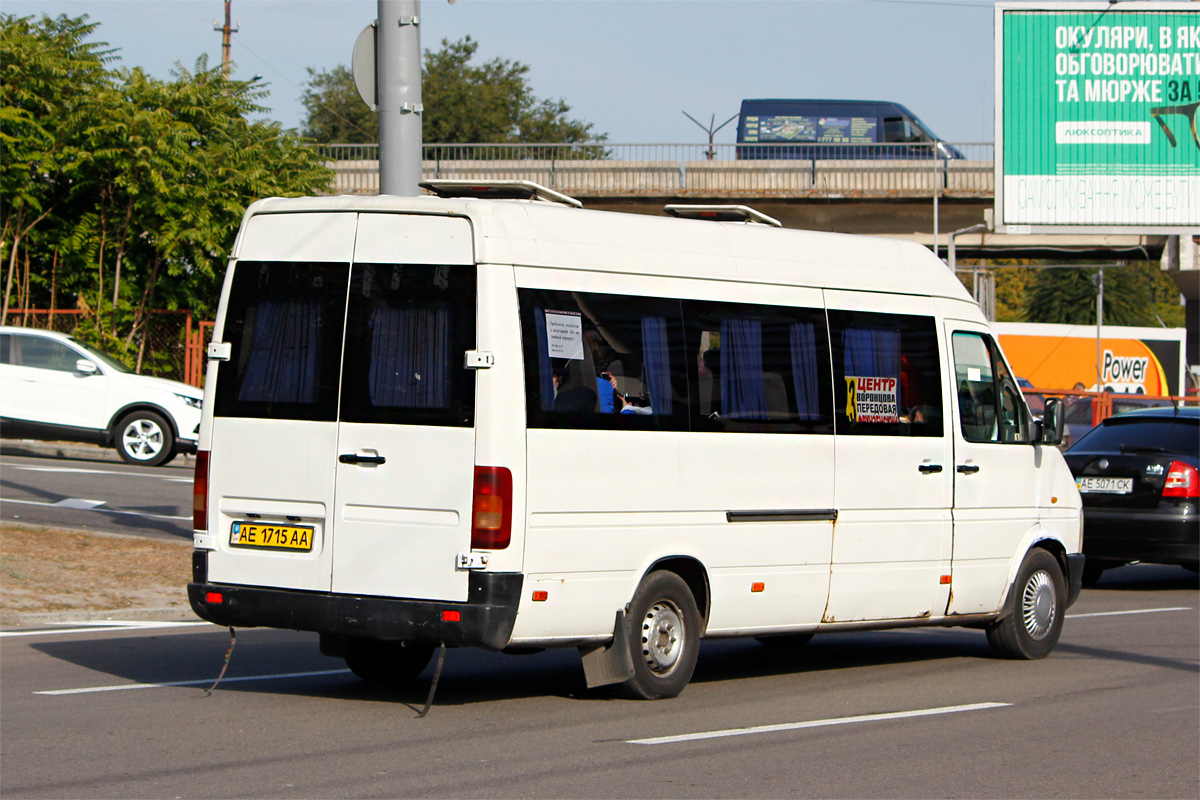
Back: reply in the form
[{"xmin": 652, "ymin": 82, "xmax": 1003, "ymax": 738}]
[{"xmin": 0, "ymin": 327, "xmax": 202, "ymax": 466}]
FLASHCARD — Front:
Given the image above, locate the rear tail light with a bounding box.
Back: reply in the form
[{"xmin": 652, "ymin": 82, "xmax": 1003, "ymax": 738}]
[
  {"xmin": 471, "ymin": 466, "xmax": 512, "ymax": 549},
  {"xmin": 193, "ymin": 450, "xmax": 210, "ymax": 531},
  {"xmin": 1162, "ymin": 460, "xmax": 1199, "ymax": 498}
]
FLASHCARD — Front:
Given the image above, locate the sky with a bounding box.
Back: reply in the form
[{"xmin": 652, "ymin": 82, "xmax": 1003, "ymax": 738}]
[{"xmin": 5, "ymin": 0, "xmax": 1003, "ymax": 143}]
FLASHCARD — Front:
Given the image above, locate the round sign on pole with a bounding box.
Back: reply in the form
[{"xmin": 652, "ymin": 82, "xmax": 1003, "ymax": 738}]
[{"xmin": 351, "ymin": 22, "xmax": 377, "ymax": 111}]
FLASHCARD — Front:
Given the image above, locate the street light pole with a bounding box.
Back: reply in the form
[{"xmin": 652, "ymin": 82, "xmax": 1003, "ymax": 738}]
[{"xmin": 377, "ymin": 0, "xmax": 423, "ymax": 196}]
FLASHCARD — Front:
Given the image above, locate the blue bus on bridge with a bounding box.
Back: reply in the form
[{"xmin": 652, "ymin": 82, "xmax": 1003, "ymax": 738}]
[{"xmin": 736, "ymin": 99, "xmax": 964, "ymax": 160}]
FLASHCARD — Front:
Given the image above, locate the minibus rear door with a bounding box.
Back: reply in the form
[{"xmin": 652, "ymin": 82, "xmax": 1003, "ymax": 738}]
[
  {"xmin": 329, "ymin": 214, "xmax": 478, "ymax": 602},
  {"xmin": 206, "ymin": 212, "xmax": 357, "ymax": 593}
]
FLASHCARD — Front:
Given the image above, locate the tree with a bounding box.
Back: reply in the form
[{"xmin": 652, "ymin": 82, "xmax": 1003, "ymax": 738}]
[
  {"xmin": 2, "ymin": 13, "xmax": 334, "ymax": 369},
  {"xmin": 301, "ymin": 64, "xmax": 376, "ymax": 144},
  {"xmin": 1022, "ymin": 263, "xmax": 1168, "ymax": 327},
  {"xmin": 0, "ymin": 13, "xmax": 113, "ymax": 323},
  {"xmin": 302, "ymin": 36, "xmax": 604, "ymax": 145}
]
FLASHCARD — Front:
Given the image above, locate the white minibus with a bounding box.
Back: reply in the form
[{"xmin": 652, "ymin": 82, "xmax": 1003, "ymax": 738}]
[{"xmin": 189, "ymin": 182, "xmax": 1084, "ymax": 700}]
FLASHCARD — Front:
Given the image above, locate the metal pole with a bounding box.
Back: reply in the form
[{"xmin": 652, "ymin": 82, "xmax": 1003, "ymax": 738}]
[
  {"xmin": 377, "ymin": 0, "xmax": 422, "ymax": 196},
  {"xmin": 214, "ymin": 1, "xmax": 238, "ymax": 79},
  {"xmin": 1096, "ymin": 267, "xmax": 1105, "ymax": 389},
  {"xmin": 931, "ymin": 151, "xmax": 939, "ymax": 258}
]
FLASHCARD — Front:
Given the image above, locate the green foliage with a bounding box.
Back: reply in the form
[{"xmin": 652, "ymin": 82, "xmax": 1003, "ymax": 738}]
[
  {"xmin": 302, "ymin": 36, "xmax": 604, "ymax": 145},
  {"xmin": 2, "ymin": 13, "xmax": 333, "ymax": 369},
  {"xmin": 301, "ymin": 64, "xmax": 376, "ymax": 144},
  {"xmin": 1023, "ymin": 262, "xmax": 1183, "ymax": 327}
]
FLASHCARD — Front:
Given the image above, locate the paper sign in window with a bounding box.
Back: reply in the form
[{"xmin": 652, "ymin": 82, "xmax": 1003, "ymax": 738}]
[
  {"xmin": 846, "ymin": 376, "xmax": 899, "ymax": 423},
  {"xmin": 544, "ymin": 310, "xmax": 584, "ymax": 360}
]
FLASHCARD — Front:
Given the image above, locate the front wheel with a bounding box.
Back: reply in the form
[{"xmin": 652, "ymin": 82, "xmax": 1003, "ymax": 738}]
[
  {"xmin": 986, "ymin": 549, "xmax": 1066, "ymax": 660},
  {"xmin": 115, "ymin": 410, "xmax": 176, "ymax": 466},
  {"xmin": 620, "ymin": 571, "xmax": 702, "ymax": 700},
  {"xmin": 344, "ymin": 639, "xmax": 435, "ymax": 685}
]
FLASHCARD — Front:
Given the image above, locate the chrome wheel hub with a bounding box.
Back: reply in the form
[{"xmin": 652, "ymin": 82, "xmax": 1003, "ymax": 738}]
[
  {"xmin": 641, "ymin": 600, "xmax": 684, "ymax": 675},
  {"xmin": 1021, "ymin": 570, "xmax": 1057, "ymax": 641},
  {"xmin": 122, "ymin": 420, "xmax": 164, "ymax": 460}
]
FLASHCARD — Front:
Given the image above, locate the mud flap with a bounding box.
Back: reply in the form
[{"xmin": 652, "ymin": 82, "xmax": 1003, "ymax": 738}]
[{"xmin": 579, "ymin": 609, "xmax": 635, "ymax": 688}]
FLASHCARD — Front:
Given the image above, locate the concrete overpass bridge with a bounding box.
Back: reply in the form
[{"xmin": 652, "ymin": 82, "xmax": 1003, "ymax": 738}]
[{"xmin": 317, "ymin": 142, "xmax": 1170, "ymax": 263}]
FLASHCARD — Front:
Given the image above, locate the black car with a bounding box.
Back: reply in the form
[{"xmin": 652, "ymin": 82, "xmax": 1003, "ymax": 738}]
[{"xmin": 1064, "ymin": 406, "xmax": 1199, "ymax": 585}]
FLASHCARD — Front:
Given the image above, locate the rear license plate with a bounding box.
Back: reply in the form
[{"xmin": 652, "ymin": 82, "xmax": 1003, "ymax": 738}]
[
  {"xmin": 1076, "ymin": 477, "xmax": 1133, "ymax": 494},
  {"xmin": 230, "ymin": 521, "xmax": 314, "ymax": 552}
]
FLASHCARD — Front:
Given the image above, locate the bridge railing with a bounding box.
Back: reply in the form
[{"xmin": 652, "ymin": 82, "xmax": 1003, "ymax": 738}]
[{"xmin": 316, "ymin": 142, "xmax": 995, "ymax": 198}]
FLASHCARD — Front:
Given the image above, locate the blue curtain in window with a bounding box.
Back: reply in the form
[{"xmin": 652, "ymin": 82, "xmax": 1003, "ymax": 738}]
[
  {"xmin": 640, "ymin": 316, "xmax": 672, "ymax": 415},
  {"xmin": 720, "ymin": 319, "xmax": 768, "ymax": 420},
  {"xmin": 844, "ymin": 327, "xmax": 901, "ymax": 380},
  {"xmin": 533, "ymin": 308, "xmax": 554, "ymax": 411},
  {"xmin": 238, "ymin": 299, "xmax": 322, "ymax": 403},
  {"xmin": 789, "ymin": 322, "xmax": 820, "ymax": 421},
  {"xmin": 367, "ymin": 305, "xmax": 451, "ymax": 408}
]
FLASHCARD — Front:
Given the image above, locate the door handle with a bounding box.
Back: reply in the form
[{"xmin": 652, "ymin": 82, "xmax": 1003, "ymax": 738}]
[
  {"xmin": 339, "ymin": 453, "xmax": 386, "ymax": 465},
  {"xmin": 956, "ymin": 464, "xmax": 981, "ymax": 474},
  {"xmin": 918, "ymin": 464, "xmax": 943, "ymax": 474}
]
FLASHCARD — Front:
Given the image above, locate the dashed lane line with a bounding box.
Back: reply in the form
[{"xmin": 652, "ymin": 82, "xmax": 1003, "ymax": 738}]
[
  {"xmin": 2, "ymin": 496, "xmax": 189, "ymax": 521},
  {"xmin": 1068, "ymin": 606, "xmax": 1192, "ymax": 619},
  {"xmin": 1, "ymin": 621, "xmax": 210, "ymax": 638},
  {"xmin": 626, "ymin": 702, "xmax": 1013, "ymax": 745}
]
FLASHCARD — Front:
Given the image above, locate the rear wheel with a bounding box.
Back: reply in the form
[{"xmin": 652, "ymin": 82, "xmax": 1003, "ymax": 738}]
[
  {"xmin": 621, "ymin": 571, "xmax": 701, "ymax": 700},
  {"xmin": 115, "ymin": 410, "xmax": 176, "ymax": 466},
  {"xmin": 986, "ymin": 549, "xmax": 1066, "ymax": 660},
  {"xmin": 344, "ymin": 638, "xmax": 435, "ymax": 685}
]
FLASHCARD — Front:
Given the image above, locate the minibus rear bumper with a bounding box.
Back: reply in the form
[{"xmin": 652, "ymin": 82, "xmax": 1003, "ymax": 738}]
[{"xmin": 187, "ymin": 569, "xmax": 522, "ymax": 652}]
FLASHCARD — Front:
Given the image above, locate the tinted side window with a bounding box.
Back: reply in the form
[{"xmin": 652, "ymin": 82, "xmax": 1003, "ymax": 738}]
[
  {"xmin": 519, "ymin": 289, "xmax": 688, "ymax": 431},
  {"xmin": 951, "ymin": 331, "xmax": 1031, "ymax": 444},
  {"xmin": 214, "ymin": 261, "xmax": 349, "ymax": 421},
  {"xmin": 0, "ymin": 334, "xmax": 11, "ymax": 365},
  {"xmin": 829, "ymin": 310, "xmax": 944, "ymax": 437},
  {"xmin": 684, "ymin": 300, "xmax": 833, "ymax": 434},
  {"xmin": 340, "ymin": 263, "xmax": 476, "ymax": 427},
  {"xmin": 18, "ymin": 336, "xmax": 80, "ymax": 372}
]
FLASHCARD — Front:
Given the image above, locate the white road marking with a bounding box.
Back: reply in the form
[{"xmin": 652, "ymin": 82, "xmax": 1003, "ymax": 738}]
[
  {"xmin": 35, "ymin": 669, "xmax": 352, "ymax": 695},
  {"xmin": 626, "ymin": 702, "xmax": 1012, "ymax": 746},
  {"xmin": 0, "ymin": 621, "xmax": 209, "ymax": 638},
  {"xmin": 7, "ymin": 465, "xmax": 183, "ymax": 479},
  {"xmin": 52, "ymin": 498, "xmax": 106, "ymax": 510},
  {"xmin": 2, "ymin": 497, "xmax": 188, "ymax": 521},
  {"xmin": 1068, "ymin": 607, "xmax": 1192, "ymax": 619}
]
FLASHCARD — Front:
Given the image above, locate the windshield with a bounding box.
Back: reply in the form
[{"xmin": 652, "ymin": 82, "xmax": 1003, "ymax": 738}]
[{"xmin": 70, "ymin": 337, "xmax": 133, "ymax": 373}]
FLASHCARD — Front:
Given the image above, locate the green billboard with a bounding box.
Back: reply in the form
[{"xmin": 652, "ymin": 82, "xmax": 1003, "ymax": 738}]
[{"xmin": 998, "ymin": 2, "xmax": 1199, "ymax": 229}]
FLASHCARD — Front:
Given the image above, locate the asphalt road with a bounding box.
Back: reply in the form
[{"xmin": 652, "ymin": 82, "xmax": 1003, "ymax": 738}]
[
  {"xmin": 0, "ymin": 445, "xmax": 193, "ymax": 541},
  {"xmin": 1, "ymin": 564, "xmax": 1196, "ymax": 799}
]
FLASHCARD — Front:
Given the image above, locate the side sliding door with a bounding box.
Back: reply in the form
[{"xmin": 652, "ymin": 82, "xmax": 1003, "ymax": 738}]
[{"xmin": 824, "ymin": 292, "xmax": 954, "ymax": 622}]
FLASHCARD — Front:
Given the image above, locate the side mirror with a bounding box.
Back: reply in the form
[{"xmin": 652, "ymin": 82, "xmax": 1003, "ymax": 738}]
[
  {"xmin": 75, "ymin": 359, "xmax": 99, "ymax": 376},
  {"xmin": 1038, "ymin": 397, "xmax": 1065, "ymax": 446}
]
